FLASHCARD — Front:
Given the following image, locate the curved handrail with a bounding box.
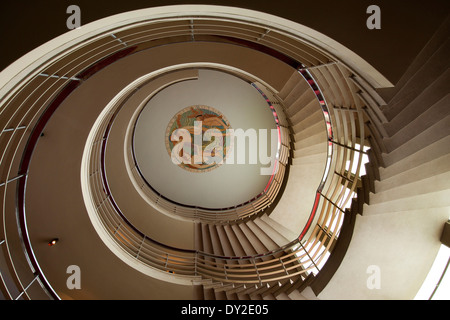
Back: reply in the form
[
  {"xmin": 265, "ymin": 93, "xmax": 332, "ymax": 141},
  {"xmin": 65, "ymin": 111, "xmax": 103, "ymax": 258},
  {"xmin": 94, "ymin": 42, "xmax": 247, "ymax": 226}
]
[
  {"xmin": 124, "ymin": 78, "xmax": 289, "ymax": 221},
  {"xmin": 80, "ymin": 30, "xmax": 362, "ymax": 285}
]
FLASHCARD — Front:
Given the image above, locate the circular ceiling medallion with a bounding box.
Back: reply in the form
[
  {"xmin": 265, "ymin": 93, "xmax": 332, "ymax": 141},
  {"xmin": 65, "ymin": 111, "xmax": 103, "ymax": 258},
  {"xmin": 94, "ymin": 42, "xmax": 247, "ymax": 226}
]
[{"xmin": 165, "ymin": 105, "xmax": 232, "ymax": 173}]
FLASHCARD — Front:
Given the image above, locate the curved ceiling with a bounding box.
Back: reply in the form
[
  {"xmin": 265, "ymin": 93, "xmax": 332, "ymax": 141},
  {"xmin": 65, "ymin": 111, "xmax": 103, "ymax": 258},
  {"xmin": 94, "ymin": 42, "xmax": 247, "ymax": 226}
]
[{"xmin": 133, "ymin": 69, "xmax": 277, "ymax": 208}]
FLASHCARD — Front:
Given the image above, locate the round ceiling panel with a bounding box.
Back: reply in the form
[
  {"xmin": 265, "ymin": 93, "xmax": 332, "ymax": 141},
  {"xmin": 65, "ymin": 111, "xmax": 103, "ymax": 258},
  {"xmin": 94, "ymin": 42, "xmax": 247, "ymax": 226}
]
[{"xmin": 165, "ymin": 105, "xmax": 232, "ymax": 173}]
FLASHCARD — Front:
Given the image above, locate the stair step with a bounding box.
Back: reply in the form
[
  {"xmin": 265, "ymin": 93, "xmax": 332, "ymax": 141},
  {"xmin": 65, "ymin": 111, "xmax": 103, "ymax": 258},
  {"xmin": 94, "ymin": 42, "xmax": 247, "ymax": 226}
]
[
  {"xmin": 230, "ymin": 224, "xmax": 262, "ymax": 256},
  {"xmin": 360, "ymin": 177, "xmax": 371, "ymax": 204},
  {"xmin": 293, "ymin": 121, "xmax": 326, "ymax": 141},
  {"xmin": 218, "ymin": 283, "xmax": 246, "ymax": 295},
  {"xmin": 382, "ymin": 36, "xmax": 450, "ymax": 121},
  {"xmin": 383, "ymin": 68, "xmax": 450, "ymax": 139},
  {"xmin": 327, "ymin": 63, "xmax": 354, "ymax": 108},
  {"xmin": 262, "ymin": 293, "xmax": 276, "ymax": 300},
  {"xmin": 275, "ymin": 292, "xmax": 291, "ymax": 300},
  {"xmin": 208, "ymin": 224, "xmax": 225, "ymax": 256},
  {"xmin": 382, "ymin": 113, "xmax": 450, "ymax": 167},
  {"xmin": 294, "ymin": 130, "xmax": 327, "ymax": 151},
  {"xmin": 272, "ymin": 276, "xmax": 308, "ymax": 297},
  {"xmin": 231, "ymin": 224, "xmax": 258, "ymax": 256},
  {"xmin": 363, "ymin": 189, "xmax": 450, "ymax": 215},
  {"xmin": 223, "ymin": 224, "xmax": 248, "ymax": 259},
  {"xmin": 194, "ymin": 285, "xmax": 205, "ymax": 300},
  {"xmin": 253, "ymin": 216, "xmax": 291, "ymax": 247},
  {"xmin": 226, "ymin": 291, "xmax": 238, "ymax": 300},
  {"xmin": 288, "ymin": 289, "xmax": 308, "ymax": 300},
  {"xmin": 214, "ymin": 290, "xmax": 227, "ymax": 300},
  {"xmin": 293, "ymin": 142, "xmax": 327, "ymax": 158},
  {"xmin": 292, "ymin": 152, "xmax": 327, "ymax": 166},
  {"xmin": 370, "ymin": 171, "xmax": 450, "ymax": 205},
  {"xmin": 260, "ymin": 214, "xmax": 298, "ymax": 242},
  {"xmin": 376, "ymin": 153, "xmax": 450, "ymax": 192},
  {"xmin": 310, "ymin": 67, "xmax": 341, "ymax": 107},
  {"xmin": 195, "ymin": 223, "xmax": 203, "ymax": 251},
  {"xmin": 285, "ymin": 89, "xmax": 317, "ymax": 117},
  {"xmin": 215, "ymin": 224, "xmax": 238, "ymax": 260},
  {"xmin": 380, "ymin": 135, "xmax": 450, "ymax": 180},
  {"xmin": 385, "ymin": 17, "xmax": 449, "ymax": 102},
  {"xmin": 278, "ymin": 71, "xmax": 304, "ymax": 100},
  {"xmin": 248, "ymin": 282, "xmax": 277, "ymax": 298},
  {"xmin": 201, "ymin": 223, "xmax": 215, "ymax": 258},
  {"xmin": 299, "ymin": 286, "xmax": 319, "ymax": 300},
  {"xmin": 292, "ymin": 108, "xmax": 324, "ymax": 135},
  {"xmin": 283, "ymin": 81, "xmax": 311, "ymax": 109},
  {"xmin": 386, "ymin": 94, "xmax": 450, "ymax": 153},
  {"xmin": 246, "ymin": 220, "xmax": 279, "ymax": 251},
  {"xmin": 289, "ymin": 98, "xmax": 321, "ymax": 126},
  {"xmin": 236, "ymin": 292, "xmax": 251, "ymax": 300},
  {"xmin": 203, "ymin": 287, "xmax": 216, "ymax": 300}
]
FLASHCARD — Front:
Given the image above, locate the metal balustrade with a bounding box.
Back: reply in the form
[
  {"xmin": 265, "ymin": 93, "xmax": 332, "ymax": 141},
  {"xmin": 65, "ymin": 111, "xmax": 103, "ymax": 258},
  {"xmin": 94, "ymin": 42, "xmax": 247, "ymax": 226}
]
[
  {"xmin": 122, "ymin": 79, "xmax": 290, "ymax": 223},
  {"xmin": 0, "ymin": 12, "xmax": 384, "ymax": 298},
  {"xmin": 83, "ymin": 65, "xmax": 369, "ymax": 287}
]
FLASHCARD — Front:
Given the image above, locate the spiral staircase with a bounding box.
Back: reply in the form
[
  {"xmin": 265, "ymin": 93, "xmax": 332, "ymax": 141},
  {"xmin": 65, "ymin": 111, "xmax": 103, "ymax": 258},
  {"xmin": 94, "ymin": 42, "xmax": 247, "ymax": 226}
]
[{"xmin": 0, "ymin": 5, "xmax": 449, "ymax": 300}]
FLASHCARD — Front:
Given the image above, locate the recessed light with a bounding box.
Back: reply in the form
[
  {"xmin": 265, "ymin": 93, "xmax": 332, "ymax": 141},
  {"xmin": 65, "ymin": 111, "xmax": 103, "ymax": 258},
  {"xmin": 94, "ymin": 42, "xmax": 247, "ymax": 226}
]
[{"xmin": 48, "ymin": 238, "xmax": 59, "ymax": 246}]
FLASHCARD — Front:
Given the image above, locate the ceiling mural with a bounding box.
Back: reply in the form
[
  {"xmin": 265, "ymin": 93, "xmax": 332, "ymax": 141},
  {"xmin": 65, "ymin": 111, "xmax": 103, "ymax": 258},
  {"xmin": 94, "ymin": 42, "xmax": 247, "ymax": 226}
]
[{"xmin": 165, "ymin": 105, "xmax": 232, "ymax": 173}]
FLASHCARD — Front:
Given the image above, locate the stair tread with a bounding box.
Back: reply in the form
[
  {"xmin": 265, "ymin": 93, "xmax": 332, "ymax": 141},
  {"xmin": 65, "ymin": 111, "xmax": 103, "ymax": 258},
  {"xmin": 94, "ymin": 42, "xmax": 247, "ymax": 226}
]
[
  {"xmin": 293, "ymin": 131, "xmax": 327, "ymax": 150},
  {"xmin": 382, "ymin": 114, "xmax": 450, "ymax": 167},
  {"xmin": 292, "ymin": 121, "xmax": 326, "ymax": 140},
  {"xmin": 291, "ymin": 109, "xmax": 324, "ymax": 133},
  {"xmin": 260, "ymin": 214, "xmax": 298, "ymax": 242},
  {"xmin": 384, "ymin": 68, "xmax": 450, "ymax": 137},
  {"xmin": 371, "ymin": 171, "xmax": 450, "ymax": 204},
  {"xmin": 289, "ymin": 98, "xmax": 321, "ymax": 125},
  {"xmin": 293, "ymin": 143, "xmax": 328, "ymax": 157},
  {"xmin": 383, "ymin": 36, "xmax": 450, "ymax": 120},
  {"xmin": 377, "ymin": 153, "xmax": 450, "ymax": 192},
  {"xmin": 380, "ymin": 135, "xmax": 450, "ymax": 179},
  {"xmin": 253, "ymin": 217, "xmax": 292, "ymax": 247},
  {"xmin": 288, "ymin": 289, "xmax": 308, "ymax": 300},
  {"xmin": 246, "ymin": 220, "xmax": 279, "ymax": 251},
  {"xmin": 278, "ymin": 72, "xmax": 305, "ymax": 100},
  {"xmin": 363, "ymin": 189, "xmax": 450, "ymax": 215},
  {"xmin": 384, "ymin": 94, "xmax": 450, "ymax": 152},
  {"xmin": 230, "ymin": 224, "xmax": 259, "ymax": 256}
]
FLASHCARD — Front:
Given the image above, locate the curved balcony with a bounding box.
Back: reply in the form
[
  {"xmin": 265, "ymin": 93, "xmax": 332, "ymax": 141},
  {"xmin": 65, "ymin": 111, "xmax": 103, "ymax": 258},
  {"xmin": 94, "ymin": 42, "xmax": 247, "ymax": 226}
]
[{"xmin": 122, "ymin": 68, "xmax": 290, "ymax": 222}]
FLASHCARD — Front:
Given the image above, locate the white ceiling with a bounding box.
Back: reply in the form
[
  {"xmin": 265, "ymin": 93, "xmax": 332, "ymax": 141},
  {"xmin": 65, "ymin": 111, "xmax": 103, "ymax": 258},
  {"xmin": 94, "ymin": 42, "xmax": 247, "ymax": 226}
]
[{"xmin": 133, "ymin": 69, "xmax": 278, "ymax": 208}]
